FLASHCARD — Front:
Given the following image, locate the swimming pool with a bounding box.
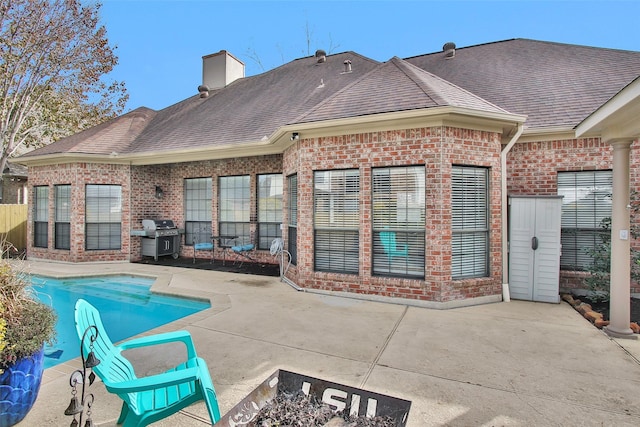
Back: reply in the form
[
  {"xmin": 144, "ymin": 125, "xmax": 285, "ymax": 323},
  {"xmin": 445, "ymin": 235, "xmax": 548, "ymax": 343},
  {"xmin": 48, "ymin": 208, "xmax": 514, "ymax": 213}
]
[{"xmin": 30, "ymin": 275, "xmax": 210, "ymax": 369}]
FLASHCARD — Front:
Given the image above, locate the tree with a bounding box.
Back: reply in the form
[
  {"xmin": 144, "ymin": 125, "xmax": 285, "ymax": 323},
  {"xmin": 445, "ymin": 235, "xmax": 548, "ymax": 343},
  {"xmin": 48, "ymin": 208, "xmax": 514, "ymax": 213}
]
[{"xmin": 0, "ymin": 0, "xmax": 128, "ymax": 174}]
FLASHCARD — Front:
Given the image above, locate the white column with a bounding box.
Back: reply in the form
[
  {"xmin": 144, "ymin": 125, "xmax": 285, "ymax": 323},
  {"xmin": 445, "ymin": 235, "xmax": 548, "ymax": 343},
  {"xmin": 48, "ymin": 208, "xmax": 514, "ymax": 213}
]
[{"xmin": 604, "ymin": 139, "xmax": 636, "ymax": 339}]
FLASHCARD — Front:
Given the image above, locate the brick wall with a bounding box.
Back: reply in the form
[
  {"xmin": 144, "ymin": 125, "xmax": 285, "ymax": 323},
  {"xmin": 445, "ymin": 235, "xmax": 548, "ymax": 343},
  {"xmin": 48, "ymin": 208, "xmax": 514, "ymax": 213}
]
[
  {"xmin": 27, "ymin": 163, "xmax": 132, "ymax": 262},
  {"xmin": 31, "ymin": 133, "xmax": 637, "ymax": 301},
  {"xmin": 283, "ymin": 126, "xmax": 503, "ymax": 303},
  {"xmin": 28, "ymin": 156, "xmax": 285, "ymax": 263},
  {"xmin": 507, "ymin": 137, "xmax": 640, "ymax": 293},
  {"xmin": 130, "ymin": 155, "xmax": 283, "ymax": 263}
]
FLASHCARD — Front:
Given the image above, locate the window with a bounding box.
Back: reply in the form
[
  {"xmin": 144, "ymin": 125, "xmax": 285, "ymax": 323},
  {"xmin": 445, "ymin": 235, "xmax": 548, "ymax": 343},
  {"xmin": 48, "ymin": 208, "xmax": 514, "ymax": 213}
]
[
  {"xmin": 451, "ymin": 166, "xmax": 489, "ymax": 279},
  {"xmin": 85, "ymin": 185, "xmax": 121, "ymax": 250},
  {"xmin": 184, "ymin": 178, "xmax": 212, "ymax": 245},
  {"xmin": 558, "ymin": 170, "xmax": 612, "ymax": 270},
  {"xmin": 33, "ymin": 186, "xmax": 49, "ymax": 248},
  {"xmin": 287, "ymin": 174, "xmax": 298, "ymax": 265},
  {"xmin": 314, "ymin": 169, "xmax": 359, "ymax": 274},
  {"xmin": 372, "ymin": 166, "xmax": 425, "ymax": 277},
  {"xmin": 257, "ymin": 174, "xmax": 283, "ymax": 249},
  {"xmin": 55, "ymin": 185, "xmax": 71, "ymax": 250},
  {"xmin": 219, "ymin": 175, "xmax": 250, "ymax": 241}
]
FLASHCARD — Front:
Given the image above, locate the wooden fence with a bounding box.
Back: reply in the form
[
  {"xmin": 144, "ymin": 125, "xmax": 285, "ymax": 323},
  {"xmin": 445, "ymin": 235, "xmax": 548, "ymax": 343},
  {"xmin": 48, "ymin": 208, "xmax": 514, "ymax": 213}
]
[{"xmin": 0, "ymin": 204, "xmax": 27, "ymax": 253}]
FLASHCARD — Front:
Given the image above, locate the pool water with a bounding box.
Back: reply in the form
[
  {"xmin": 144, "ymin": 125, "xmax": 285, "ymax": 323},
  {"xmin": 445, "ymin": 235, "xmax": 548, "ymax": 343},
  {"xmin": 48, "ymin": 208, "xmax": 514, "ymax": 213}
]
[{"xmin": 30, "ymin": 275, "xmax": 210, "ymax": 369}]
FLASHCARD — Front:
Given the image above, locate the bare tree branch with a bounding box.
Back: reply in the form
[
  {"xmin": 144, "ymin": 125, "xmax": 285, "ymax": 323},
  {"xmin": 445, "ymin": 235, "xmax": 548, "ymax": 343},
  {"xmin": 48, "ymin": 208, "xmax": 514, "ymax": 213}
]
[{"xmin": 0, "ymin": 0, "xmax": 128, "ymax": 173}]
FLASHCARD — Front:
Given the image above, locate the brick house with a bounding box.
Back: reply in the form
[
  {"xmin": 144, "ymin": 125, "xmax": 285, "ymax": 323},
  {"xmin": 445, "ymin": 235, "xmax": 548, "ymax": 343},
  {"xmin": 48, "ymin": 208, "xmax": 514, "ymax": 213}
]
[{"xmin": 16, "ymin": 39, "xmax": 640, "ymax": 316}]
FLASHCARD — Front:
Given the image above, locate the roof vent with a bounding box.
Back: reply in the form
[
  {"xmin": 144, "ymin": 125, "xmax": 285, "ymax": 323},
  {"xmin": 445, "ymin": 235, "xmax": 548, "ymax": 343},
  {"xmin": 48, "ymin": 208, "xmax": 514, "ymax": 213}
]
[
  {"xmin": 342, "ymin": 60, "xmax": 352, "ymax": 73},
  {"xmin": 197, "ymin": 84, "xmax": 209, "ymax": 98},
  {"xmin": 443, "ymin": 42, "xmax": 456, "ymax": 59},
  {"xmin": 315, "ymin": 49, "xmax": 327, "ymax": 63}
]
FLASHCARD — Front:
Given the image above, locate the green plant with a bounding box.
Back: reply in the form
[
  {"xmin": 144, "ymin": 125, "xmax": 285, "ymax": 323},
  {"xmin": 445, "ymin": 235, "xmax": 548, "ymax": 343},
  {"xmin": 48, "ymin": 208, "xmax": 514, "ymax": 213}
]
[
  {"xmin": 0, "ymin": 260, "xmax": 56, "ymax": 372},
  {"xmin": 584, "ymin": 192, "xmax": 640, "ymax": 302}
]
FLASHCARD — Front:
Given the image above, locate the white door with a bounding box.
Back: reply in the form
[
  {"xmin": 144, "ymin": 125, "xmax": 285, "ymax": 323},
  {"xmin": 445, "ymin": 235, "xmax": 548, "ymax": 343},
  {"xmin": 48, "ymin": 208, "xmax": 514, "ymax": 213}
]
[{"xmin": 508, "ymin": 196, "xmax": 562, "ymax": 303}]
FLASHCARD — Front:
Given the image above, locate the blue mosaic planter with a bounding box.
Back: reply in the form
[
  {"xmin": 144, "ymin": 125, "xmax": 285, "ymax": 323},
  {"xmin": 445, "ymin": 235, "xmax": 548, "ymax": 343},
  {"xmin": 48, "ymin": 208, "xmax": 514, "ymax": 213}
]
[{"xmin": 0, "ymin": 348, "xmax": 45, "ymax": 426}]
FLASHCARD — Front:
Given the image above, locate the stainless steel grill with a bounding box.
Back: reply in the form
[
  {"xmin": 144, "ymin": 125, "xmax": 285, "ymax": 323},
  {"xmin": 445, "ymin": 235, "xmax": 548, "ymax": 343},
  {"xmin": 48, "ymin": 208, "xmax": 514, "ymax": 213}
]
[{"xmin": 141, "ymin": 219, "xmax": 180, "ymax": 260}]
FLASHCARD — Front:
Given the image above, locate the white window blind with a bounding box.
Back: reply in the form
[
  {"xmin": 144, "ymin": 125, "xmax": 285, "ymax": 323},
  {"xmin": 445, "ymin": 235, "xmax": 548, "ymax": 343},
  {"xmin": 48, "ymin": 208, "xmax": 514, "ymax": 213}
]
[
  {"xmin": 55, "ymin": 185, "xmax": 71, "ymax": 250},
  {"xmin": 451, "ymin": 166, "xmax": 489, "ymax": 279},
  {"xmin": 219, "ymin": 175, "xmax": 250, "ymax": 242},
  {"xmin": 85, "ymin": 185, "xmax": 121, "ymax": 250},
  {"xmin": 33, "ymin": 186, "xmax": 48, "ymax": 248},
  {"xmin": 558, "ymin": 170, "xmax": 612, "ymax": 270},
  {"xmin": 287, "ymin": 174, "xmax": 298, "ymax": 265},
  {"xmin": 184, "ymin": 177, "xmax": 212, "ymax": 245},
  {"xmin": 258, "ymin": 174, "xmax": 283, "ymax": 249},
  {"xmin": 314, "ymin": 170, "xmax": 359, "ymax": 274},
  {"xmin": 372, "ymin": 166, "xmax": 425, "ymax": 277}
]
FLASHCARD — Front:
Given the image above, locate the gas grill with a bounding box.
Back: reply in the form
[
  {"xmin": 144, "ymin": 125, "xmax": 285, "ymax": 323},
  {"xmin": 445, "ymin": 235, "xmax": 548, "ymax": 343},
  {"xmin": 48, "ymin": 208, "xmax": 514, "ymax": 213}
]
[{"xmin": 140, "ymin": 219, "xmax": 180, "ymax": 261}]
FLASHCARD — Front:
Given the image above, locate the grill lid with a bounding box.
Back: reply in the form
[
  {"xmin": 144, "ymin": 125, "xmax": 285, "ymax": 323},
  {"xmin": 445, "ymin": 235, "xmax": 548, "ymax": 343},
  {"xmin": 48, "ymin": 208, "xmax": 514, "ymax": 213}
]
[{"xmin": 142, "ymin": 219, "xmax": 176, "ymax": 231}]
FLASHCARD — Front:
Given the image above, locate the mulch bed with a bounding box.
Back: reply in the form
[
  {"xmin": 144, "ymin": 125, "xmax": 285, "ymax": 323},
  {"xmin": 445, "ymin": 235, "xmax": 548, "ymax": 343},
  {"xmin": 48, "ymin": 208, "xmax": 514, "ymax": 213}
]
[{"xmin": 134, "ymin": 256, "xmax": 280, "ymax": 277}]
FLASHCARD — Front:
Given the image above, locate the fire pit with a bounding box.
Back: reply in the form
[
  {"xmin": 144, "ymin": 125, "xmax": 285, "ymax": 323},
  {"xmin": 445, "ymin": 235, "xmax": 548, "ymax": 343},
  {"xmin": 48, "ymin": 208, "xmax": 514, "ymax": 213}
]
[{"xmin": 216, "ymin": 369, "xmax": 411, "ymax": 426}]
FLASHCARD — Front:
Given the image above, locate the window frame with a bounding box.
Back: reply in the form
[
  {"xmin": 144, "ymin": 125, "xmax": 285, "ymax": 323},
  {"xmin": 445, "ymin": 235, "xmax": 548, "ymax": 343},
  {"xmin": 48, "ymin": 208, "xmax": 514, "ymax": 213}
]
[
  {"xmin": 54, "ymin": 184, "xmax": 71, "ymax": 250},
  {"xmin": 287, "ymin": 174, "xmax": 298, "ymax": 265},
  {"xmin": 372, "ymin": 166, "xmax": 426, "ymax": 278},
  {"xmin": 451, "ymin": 166, "xmax": 490, "ymax": 280},
  {"xmin": 257, "ymin": 173, "xmax": 283, "ymax": 250},
  {"xmin": 558, "ymin": 170, "xmax": 613, "ymax": 270},
  {"xmin": 184, "ymin": 177, "xmax": 213, "ymax": 246},
  {"xmin": 85, "ymin": 184, "xmax": 122, "ymax": 250},
  {"xmin": 219, "ymin": 175, "xmax": 251, "ymax": 243},
  {"xmin": 313, "ymin": 169, "xmax": 360, "ymax": 275},
  {"xmin": 33, "ymin": 186, "xmax": 49, "ymax": 248}
]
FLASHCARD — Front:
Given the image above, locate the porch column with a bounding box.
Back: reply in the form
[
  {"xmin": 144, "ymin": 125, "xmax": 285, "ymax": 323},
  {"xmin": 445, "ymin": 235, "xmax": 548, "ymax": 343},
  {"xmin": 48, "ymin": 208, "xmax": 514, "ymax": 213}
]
[{"xmin": 604, "ymin": 139, "xmax": 637, "ymax": 339}]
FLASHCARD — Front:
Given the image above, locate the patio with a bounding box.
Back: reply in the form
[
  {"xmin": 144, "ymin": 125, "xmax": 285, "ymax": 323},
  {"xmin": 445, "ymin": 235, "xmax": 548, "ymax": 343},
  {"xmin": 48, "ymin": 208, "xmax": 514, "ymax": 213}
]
[{"xmin": 21, "ymin": 260, "xmax": 640, "ymax": 426}]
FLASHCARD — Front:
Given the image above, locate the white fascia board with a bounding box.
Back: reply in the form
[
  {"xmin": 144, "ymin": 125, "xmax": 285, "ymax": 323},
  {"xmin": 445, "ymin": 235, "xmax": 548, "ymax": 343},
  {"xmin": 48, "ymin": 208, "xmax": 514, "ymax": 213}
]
[
  {"xmin": 576, "ymin": 76, "xmax": 640, "ymax": 139},
  {"xmin": 18, "ymin": 107, "xmax": 526, "ymax": 167}
]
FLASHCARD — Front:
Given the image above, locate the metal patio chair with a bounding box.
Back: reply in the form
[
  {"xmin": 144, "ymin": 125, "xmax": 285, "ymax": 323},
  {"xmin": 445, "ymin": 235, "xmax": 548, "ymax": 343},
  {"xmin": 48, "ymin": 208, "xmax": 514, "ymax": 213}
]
[
  {"xmin": 228, "ymin": 236, "xmax": 256, "ymax": 267},
  {"xmin": 193, "ymin": 227, "xmax": 214, "ymax": 263},
  {"xmin": 74, "ymin": 299, "xmax": 221, "ymax": 427}
]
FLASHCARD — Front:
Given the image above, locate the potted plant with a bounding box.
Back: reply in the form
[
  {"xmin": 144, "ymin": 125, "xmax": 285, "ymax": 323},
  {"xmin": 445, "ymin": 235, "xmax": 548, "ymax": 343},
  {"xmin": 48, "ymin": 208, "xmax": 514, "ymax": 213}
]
[{"xmin": 0, "ymin": 259, "xmax": 56, "ymax": 426}]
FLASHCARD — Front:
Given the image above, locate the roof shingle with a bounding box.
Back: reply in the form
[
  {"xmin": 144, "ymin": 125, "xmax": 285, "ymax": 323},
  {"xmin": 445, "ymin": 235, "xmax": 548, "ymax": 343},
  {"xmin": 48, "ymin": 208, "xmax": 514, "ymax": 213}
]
[{"xmin": 406, "ymin": 39, "xmax": 640, "ymax": 129}]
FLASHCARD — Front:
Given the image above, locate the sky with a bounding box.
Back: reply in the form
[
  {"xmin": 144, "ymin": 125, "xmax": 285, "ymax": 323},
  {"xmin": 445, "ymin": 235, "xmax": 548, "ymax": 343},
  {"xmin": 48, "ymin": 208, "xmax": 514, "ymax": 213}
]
[{"xmin": 99, "ymin": 0, "xmax": 640, "ymax": 111}]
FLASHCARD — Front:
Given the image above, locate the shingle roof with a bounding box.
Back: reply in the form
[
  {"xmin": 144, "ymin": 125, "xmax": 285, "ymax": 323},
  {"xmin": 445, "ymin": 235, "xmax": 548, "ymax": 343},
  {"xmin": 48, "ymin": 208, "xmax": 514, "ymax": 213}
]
[
  {"xmin": 406, "ymin": 39, "xmax": 640, "ymax": 129},
  {"xmin": 20, "ymin": 39, "xmax": 640, "ymax": 161},
  {"xmin": 297, "ymin": 56, "xmax": 510, "ymax": 123},
  {"xmin": 22, "ymin": 52, "xmax": 379, "ymax": 158},
  {"xmin": 23, "ymin": 107, "xmax": 156, "ymax": 157},
  {"xmin": 127, "ymin": 52, "xmax": 380, "ymax": 154}
]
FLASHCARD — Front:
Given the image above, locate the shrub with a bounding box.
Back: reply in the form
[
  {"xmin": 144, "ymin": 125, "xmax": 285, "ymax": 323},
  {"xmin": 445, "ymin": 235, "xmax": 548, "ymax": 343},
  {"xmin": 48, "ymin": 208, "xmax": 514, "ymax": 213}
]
[
  {"xmin": 584, "ymin": 192, "xmax": 640, "ymax": 302},
  {"xmin": 0, "ymin": 260, "xmax": 56, "ymax": 372}
]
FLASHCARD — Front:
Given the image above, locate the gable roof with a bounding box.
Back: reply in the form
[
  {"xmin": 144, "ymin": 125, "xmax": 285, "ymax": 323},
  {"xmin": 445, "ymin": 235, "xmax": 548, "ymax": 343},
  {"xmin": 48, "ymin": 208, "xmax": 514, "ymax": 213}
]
[
  {"xmin": 19, "ymin": 39, "xmax": 640, "ymax": 164},
  {"xmin": 24, "ymin": 107, "xmax": 156, "ymax": 157},
  {"xmin": 297, "ymin": 56, "xmax": 510, "ymax": 124},
  {"xmin": 406, "ymin": 38, "xmax": 640, "ymax": 130},
  {"xmin": 127, "ymin": 52, "xmax": 380, "ymax": 155}
]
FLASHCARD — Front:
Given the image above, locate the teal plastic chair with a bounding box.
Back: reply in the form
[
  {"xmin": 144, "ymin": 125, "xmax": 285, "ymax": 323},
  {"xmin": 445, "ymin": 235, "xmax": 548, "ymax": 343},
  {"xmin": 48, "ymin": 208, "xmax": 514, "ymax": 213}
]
[
  {"xmin": 379, "ymin": 231, "xmax": 408, "ymax": 261},
  {"xmin": 74, "ymin": 299, "xmax": 221, "ymax": 427}
]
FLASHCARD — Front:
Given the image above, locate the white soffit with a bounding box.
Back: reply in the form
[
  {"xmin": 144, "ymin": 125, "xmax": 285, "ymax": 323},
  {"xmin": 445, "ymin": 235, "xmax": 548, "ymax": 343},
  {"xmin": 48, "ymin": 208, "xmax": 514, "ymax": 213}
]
[{"xmin": 576, "ymin": 76, "xmax": 640, "ymax": 140}]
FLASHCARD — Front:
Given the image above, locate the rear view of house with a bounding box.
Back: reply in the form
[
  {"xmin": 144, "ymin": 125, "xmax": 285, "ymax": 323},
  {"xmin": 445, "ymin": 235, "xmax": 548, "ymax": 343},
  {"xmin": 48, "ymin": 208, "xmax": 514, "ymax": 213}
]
[{"xmin": 17, "ymin": 40, "xmax": 640, "ymax": 323}]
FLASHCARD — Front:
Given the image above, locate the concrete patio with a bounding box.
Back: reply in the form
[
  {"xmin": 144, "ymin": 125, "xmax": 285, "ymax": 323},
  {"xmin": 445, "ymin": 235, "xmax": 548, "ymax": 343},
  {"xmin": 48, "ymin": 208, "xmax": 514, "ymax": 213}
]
[{"xmin": 20, "ymin": 260, "xmax": 640, "ymax": 426}]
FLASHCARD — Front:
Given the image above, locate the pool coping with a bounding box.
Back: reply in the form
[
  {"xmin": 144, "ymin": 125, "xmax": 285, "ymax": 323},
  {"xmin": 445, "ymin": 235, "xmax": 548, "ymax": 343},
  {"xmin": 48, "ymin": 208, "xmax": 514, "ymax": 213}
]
[{"xmin": 18, "ymin": 260, "xmax": 231, "ymax": 390}]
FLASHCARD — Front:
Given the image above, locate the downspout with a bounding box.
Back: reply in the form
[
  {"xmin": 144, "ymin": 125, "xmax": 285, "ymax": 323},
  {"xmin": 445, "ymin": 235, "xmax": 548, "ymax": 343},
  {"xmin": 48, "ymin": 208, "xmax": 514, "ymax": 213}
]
[{"xmin": 500, "ymin": 123, "xmax": 524, "ymax": 302}]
